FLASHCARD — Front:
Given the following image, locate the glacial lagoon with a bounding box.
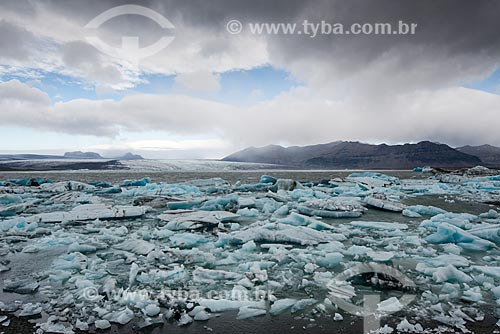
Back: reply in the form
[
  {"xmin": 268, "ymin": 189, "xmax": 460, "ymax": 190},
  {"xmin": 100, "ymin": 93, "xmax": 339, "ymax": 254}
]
[{"xmin": 0, "ymin": 167, "xmax": 499, "ymax": 333}]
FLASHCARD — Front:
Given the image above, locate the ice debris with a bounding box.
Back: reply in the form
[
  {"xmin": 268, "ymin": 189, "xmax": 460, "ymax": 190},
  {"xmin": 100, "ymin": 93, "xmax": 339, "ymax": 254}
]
[{"xmin": 0, "ymin": 170, "xmax": 499, "ymax": 332}]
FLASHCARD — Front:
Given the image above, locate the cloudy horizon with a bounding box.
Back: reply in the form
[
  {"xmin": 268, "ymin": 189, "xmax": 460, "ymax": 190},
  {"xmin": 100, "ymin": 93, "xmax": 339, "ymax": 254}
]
[{"xmin": 1, "ymin": 0, "xmax": 500, "ymax": 159}]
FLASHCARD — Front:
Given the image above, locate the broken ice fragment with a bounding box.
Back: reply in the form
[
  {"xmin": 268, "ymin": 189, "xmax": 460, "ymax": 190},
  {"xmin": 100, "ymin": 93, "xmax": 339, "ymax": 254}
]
[
  {"xmin": 3, "ymin": 278, "xmax": 39, "ymax": 294},
  {"xmin": 178, "ymin": 313, "xmax": 193, "ymax": 326},
  {"xmin": 144, "ymin": 304, "xmax": 161, "ymax": 317},
  {"xmin": 270, "ymin": 298, "xmax": 297, "ymax": 315},
  {"xmin": 28, "ymin": 204, "xmax": 147, "ymax": 223},
  {"xmin": 193, "ymin": 267, "xmax": 243, "ymax": 282},
  {"xmin": 237, "ymin": 306, "xmax": 266, "ymax": 319},
  {"xmin": 377, "ymin": 297, "xmax": 404, "ymax": 313},
  {"xmin": 94, "ymin": 319, "xmax": 111, "ymax": 329},
  {"xmin": 19, "ymin": 303, "xmax": 42, "ymax": 317},
  {"xmin": 432, "ymin": 264, "xmax": 472, "ymax": 283},
  {"xmin": 364, "ymin": 196, "xmax": 405, "ymax": 212},
  {"xmin": 425, "ymin": 223, "xmax": 495, "ymax": 251},
  {"xmin": 114, "ymin": 239, "xmax": 155, "ymax": 255},
  {"xmin": 159, "ymin": 210, "xmax": 239, "ymax": 230}
]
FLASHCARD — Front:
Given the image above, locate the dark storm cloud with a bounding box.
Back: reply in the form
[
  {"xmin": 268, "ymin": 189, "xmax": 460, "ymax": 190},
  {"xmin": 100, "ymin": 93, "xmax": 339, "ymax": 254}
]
[
  {"xmin": 0, "ymin": 20, "xmax": 37, "ymax": 60},
  {"xmin": 31, "ymin": 0, "xmax": 500, "ymax": 91}
]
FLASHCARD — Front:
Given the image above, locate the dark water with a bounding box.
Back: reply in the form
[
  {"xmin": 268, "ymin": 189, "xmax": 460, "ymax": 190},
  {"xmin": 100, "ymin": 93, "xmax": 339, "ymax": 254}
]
[{"xmin": 0, "ymin": 170, "xmax": 422, "ymax": 184}]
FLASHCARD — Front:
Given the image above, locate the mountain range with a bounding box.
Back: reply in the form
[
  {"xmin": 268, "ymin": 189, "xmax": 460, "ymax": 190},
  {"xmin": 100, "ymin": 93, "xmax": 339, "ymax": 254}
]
[
  {"xmin": 456, "ymin": 145, "xmax": 500, "ymax": 167},
  {"xmin": 223, "ymin": 141, "xmax": 500, "ymax": 169}
]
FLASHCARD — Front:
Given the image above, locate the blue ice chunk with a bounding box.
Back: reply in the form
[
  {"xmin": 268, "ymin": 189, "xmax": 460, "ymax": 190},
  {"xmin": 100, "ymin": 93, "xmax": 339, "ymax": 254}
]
[
  {"xmin": 473, "ymin": 266, "xmax": 500, "ymax": 279},
  {"xmin": 420, "ymin": 213, "xmax": 478, "ymax": 229},
  {"xmin": 260, "ymin": 175, "xmax": 277, "ymax": 184},
  {"xmin": 0, "ymin": 217, "xmax": 38, "ymax": 233},
  {"xmin": 0, "ymin": 194, "xmax": 22, "ymax": 206},
  {"xmin": 405, "ymin": 205, "xmax": 446, "ymax": 216},
  {"xmin": 402, "ymin": 209, "xmax": 422, "ymax": 218},
  {"xmin": 233, "ymin": 183, "xmax": 272, "ymax": 192},
  {"xmin": 236, "ymin": 208, "xmax": 260, "ymax": 217},
  {"xmin": 169, "ymin": 233, "xmax": 209, "ymax": 248},
  {"xmin": 468, "ymin": 225, "xmax": 500, "ymax": 243},
  {"xmin": 270, "ymin": 299, "xmax": 298, "ymax": 315},
  {"xmin": 425, "ymin": 223, "xmax": 495, "ymax": 251},
  {"xmin": 199, "ymin": 195, "xmax": 239, "ymax": 211},
  {"xmin": 432, "ymin": 264, "xmax": 472, "ymax": 283},
  {"xmin": 256, "ymin": 198, "xmax": 280, "ymax": 214},
  {"xmin": 479, "ymin": 209, "xmax": 499, "ymax": 219},
  {"xmin": 290, "ymin": 188, "xmax": 315, "ymax": 199},
  {"xmin": 315, "ymin": 252, "xmax": 344, "ymax": 268},
  {"xmin": 274, "ymin": 205, "xmax": 289, "ymax": 216},
  {"xmin": 121, "ymin": 177, "xmax": 150, "ymax": 187},
  {"xmin": 347, "ymin": 245, "xmax": 372, "ymax": 255},
  {"xmin": 184, "ymin": 178, "xmax": 231, "ymax": 194},
  {"xmin": 278, "ymin": 213, "xmax": 333, "ymax": 231}
]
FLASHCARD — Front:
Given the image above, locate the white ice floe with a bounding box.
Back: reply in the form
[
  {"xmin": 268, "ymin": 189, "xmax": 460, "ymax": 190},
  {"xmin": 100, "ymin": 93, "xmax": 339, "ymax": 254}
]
[
  {"xmin": 364, "ymin": 196, "xmax": 406, "ymax": 212},
  {"xmin": 27, "ymin": 204, "xmax": 148, "ymax": 223},
  {"xmin": 230, "ymin": 222, "xmax": 340, "ymax": 245},
  {"xmin": 158, "ymin": 210, "xmax": 239, "ymax": 230}
]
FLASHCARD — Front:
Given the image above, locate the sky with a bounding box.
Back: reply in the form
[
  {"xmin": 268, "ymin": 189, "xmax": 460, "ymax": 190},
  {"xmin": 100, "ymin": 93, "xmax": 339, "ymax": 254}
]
[{"xmin": 0, "ymin": 0, "xmax": 500, "ymax": 159}]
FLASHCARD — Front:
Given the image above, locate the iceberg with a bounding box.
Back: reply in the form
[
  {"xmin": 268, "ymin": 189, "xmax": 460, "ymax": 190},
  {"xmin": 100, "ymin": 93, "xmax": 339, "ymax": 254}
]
[
  {"xmin": 159, "ymin": 210, "xmax": 239, "ymax": 230},
  {"xmin": 270, "ymin": 299, "xmax": 298, "ymax": 315},
  {"xmin": 425, "ymin": 223, "xmax": 495, "ymax": 251},
  {"xmin": 230, "ymin": 222, "xmax": 338, "ymax": 245},
  {"xmin": 120, "ymin": 177, "xmax": 150, "ymax": 187},
  {"xmin": 114, "ymin": 239, "xmax": 156, "ymax": 255},
  {"xmin": 193, "ymin": 267, "xmax": 243, "ymax": 282},
  {"xmin": 236, "ymin": 306, "xmax": 267, "ymax": 319},
  {"xmin": 364, "ymin": 196, "xmax": 406, "ymax": 212},
  {"xmin": 27, "ymin": 204, "xmax": 148, "ymax": 223},
  {"xmin": 169, "ymin": 232, "xmax": 209, "ymax": 248},
  {"xmin": 432, "ymin": 265, "xmax": 472, "ymax": 283}
]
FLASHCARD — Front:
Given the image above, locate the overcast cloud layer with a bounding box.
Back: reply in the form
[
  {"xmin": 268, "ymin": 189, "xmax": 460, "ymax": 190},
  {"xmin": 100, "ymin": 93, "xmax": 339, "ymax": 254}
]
[{"xmin": 1, "ymin": 0, "xmax": 500, "ymax": 157}]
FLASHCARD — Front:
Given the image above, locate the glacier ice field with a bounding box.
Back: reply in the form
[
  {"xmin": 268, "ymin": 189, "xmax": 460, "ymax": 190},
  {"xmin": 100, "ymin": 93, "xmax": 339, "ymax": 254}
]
[{"xmin": 0, "ymin": 167, "xmax": 500, "ymax": 333}]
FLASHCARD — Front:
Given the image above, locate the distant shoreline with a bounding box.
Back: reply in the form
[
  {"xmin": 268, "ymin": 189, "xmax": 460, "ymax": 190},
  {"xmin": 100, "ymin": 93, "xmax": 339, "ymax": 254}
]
[{"xmin": 0, "ymin": 159, "xmax": 126, "ymax": 172}]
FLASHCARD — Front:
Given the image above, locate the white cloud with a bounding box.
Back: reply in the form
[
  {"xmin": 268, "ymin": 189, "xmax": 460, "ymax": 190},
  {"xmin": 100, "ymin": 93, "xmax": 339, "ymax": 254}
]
[
  {"xmin": 2, "ymin": 79, "xmax": 500, "ymax": 156},
  {"xmin": 85, "ymin": 138, "xmax": 230, "ymax": 159}
]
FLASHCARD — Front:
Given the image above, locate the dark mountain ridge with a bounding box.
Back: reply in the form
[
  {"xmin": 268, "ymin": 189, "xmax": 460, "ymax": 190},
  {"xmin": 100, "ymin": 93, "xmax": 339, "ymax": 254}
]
[
  {"xmin": 223, "ymin": 141, "xmax": 486, "ymax": 169},
  {"xmin": 456, "ymin": 145, "xmax": 500, "ymax": 168}
]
